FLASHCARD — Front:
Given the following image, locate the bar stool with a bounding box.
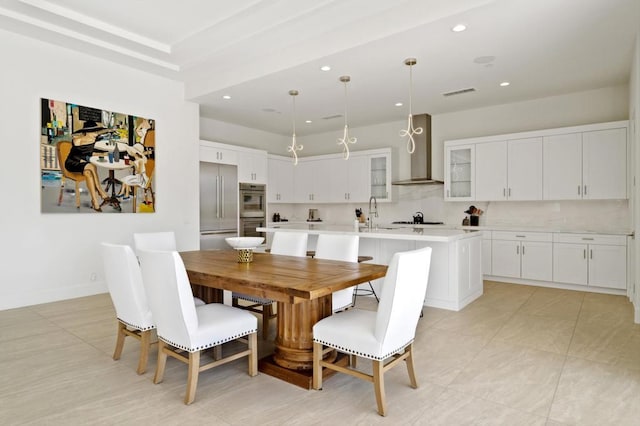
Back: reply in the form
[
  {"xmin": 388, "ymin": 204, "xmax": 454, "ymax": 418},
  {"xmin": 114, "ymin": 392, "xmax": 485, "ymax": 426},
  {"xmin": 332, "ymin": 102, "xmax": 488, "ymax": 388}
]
[{"xmin": 353, "ymin": 255, "xmax": 379, "ymax": 304}]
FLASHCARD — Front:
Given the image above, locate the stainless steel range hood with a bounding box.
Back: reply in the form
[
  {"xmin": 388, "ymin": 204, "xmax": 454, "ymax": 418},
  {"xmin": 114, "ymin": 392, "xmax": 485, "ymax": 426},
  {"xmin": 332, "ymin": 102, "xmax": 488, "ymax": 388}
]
[{"xmin": 392, "ymin": 113, "xmax": 444, "ymax": 185}]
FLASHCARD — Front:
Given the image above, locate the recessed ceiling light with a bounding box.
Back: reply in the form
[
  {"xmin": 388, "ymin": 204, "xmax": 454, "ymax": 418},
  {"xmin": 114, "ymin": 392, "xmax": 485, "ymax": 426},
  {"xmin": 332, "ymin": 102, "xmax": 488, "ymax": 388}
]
[
  {"xmin": 222, "ymin": 95, "xmax": 231, "ymax": 100},
  {"xmin": 452, "ymin": 24, "xmax": 467, "ymax": 32},
  {"xmin": 305, "ymin": 120, "xmax": 312, "ymax": 123},
  {"xmin": 395, "ymin": 102, "xmax": 403, "ymax": 107},
  {"xmin": 500, "ymin": 81, "xmax": 510, "ymax": 87},
  {"xmin": 320, "ymin": 65, "xmax": 331, "ymax": 71}
]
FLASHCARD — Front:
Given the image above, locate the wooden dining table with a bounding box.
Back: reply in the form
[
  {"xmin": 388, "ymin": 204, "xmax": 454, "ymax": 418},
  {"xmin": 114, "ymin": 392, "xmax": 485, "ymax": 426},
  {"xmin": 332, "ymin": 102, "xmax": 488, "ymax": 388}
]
[{"xmin": 180, "ymin": 249, "xmax": 387, "ymax": 389}]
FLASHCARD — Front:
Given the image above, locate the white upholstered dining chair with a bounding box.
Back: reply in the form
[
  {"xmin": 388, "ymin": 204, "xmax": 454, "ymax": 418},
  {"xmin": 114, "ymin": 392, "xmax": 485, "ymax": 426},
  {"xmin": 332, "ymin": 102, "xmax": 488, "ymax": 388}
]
[
  {"xmin": 312, "ymin": 246, "xmax": 432, "ymax": 416},
  {"xmin": 232, "ymin": 231, "xmax": 308, "ymax": 338},
  {"xmin": 138, "ymin": 249, "xmax": 258, "ymax": 405},
  {"xmin": 314, "ymin": 234, "xmax": 360, "ymax": 312},
  {"xmin": 101, "ymin": 242, "xmax": 155, "ymax": 375},
  {"xmin": 133, "ymin": 231, "xmax": 205, "ymax": 306}
]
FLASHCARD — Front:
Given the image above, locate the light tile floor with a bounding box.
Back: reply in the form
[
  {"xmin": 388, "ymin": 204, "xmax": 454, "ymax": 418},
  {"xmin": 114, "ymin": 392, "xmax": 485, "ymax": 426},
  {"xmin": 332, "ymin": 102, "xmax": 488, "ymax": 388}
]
[{"xmin": 1, "ymin": 281, "xmax": 639, "ymax": 425}]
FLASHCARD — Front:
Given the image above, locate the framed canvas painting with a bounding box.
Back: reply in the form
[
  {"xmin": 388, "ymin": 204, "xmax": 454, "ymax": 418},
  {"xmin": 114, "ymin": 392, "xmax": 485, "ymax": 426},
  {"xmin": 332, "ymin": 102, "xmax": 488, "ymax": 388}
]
[{"xmin": 40, "ymin": 98, "xmax": 156, "ymax": 214}]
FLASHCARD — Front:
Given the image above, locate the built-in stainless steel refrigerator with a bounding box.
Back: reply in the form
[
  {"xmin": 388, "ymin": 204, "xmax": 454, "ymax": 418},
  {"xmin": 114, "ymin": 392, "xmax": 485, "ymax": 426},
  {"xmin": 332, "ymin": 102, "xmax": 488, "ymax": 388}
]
[{"xmin": 199, "ymin": 162, "xmax": 238, "ymax": 250}]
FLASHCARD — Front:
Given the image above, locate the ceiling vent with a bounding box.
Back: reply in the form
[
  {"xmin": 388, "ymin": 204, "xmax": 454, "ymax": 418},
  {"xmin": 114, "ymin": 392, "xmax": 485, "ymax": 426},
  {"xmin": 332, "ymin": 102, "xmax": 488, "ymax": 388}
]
[
  {"xmin": 322, "ymin": 114, "xmax": 343, "ymax": 120},
  {"xmin": 442, "ymin": 87, "xmax": 476, "ymax": 97}
]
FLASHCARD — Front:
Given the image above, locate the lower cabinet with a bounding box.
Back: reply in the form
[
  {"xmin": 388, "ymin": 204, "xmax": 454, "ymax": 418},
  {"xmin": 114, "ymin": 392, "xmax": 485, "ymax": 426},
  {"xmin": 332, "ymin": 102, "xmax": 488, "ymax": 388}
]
[
  {"xmin": 484, "ymin": 230, "xmax": 628, "ymax": 292},
  {"xmin": 491, "ymin": 231, "xmax": 552, "ymax": 282},
  {"xmin": 553, "ymin": 233, "xmax": 626, "ymax": 289}
]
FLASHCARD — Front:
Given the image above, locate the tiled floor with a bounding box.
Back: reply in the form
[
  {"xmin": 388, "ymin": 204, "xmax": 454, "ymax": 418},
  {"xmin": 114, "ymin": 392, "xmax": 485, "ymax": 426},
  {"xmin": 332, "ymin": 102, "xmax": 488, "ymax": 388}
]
[{"xmin": 2, "ymin": 281, "xmax": 640, "ymax": 425}]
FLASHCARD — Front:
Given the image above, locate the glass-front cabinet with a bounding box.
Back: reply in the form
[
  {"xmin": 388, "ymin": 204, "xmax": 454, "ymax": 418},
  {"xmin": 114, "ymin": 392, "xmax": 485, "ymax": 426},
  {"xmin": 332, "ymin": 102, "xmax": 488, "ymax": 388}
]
[
  {"xmin": 369, "ymin": 149, "xmax": 392, "ymax": 202},
  {"xmin": 444, "ymin": 144, "xmax": 475, "ymax": 201}
]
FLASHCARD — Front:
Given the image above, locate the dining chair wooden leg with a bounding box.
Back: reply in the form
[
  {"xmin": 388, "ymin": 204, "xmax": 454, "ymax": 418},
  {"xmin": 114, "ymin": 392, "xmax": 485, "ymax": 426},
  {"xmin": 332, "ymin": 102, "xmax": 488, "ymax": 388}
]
[
  {"xmin": 185, "ymin": 351, "xmax": 200, "ymax": 405},
  {"xmin": 248, "ymin": 332, "xmax": 258, "ymax": 376},
  {"xmin": 312, "ymin": 341, "xmax": 323, "ymax": 390},
  {"xmin": 136, "ymin": 329, "xmax": 152, "ymax": 374},
  {"xmin": 212, "ymin": 345, "xmax": 222, "ymax": 360},
  {"xmin": 154, "ymin": 340, "xmax": 168, "ymax": 384},
  {"xmin": 405, "ymin": 343, "xmax": 418, "ymax": 388},
  {"xmin": 373, "ymin": 360, "xmax": 387, "ymax": 416},
  {"xmin": 113, "ymin": 322, "xmax": 126, "ymax": 361}
]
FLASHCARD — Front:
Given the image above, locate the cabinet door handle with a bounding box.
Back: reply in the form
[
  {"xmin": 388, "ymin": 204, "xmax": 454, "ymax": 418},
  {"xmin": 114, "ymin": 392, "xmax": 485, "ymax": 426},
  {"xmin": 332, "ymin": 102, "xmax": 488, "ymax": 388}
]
[
  {"xmin": 508, "ymin": 188, "xmax": 511, "ymax": 197},
  {"xmin": 516, "ymin": 235, "xmax": 526, "ymax": 238},
  {"xmin": 590, "ymin": 249, "xmax": 593, "ymax": 259},
  {"xmin": 578, "ymin": 185, "xmax": 581, "ymax": 195},
  {"xmin": 503, "ymin": 188, "xmax": 506, "ymax": 197},
  {"xmin": 516, "ymin": 245, "xmax": 519, "ymax": 255},
  {"xmin": 522, "ymin": 245, "xmax": 525, "ymax": 255},
  {"xmin": 584, "ymin": 185, "xmax": 587, "ymax": 196},
  {"xmin": 583, "ymin": 249, "xmax": 586, "ymax": 259}
]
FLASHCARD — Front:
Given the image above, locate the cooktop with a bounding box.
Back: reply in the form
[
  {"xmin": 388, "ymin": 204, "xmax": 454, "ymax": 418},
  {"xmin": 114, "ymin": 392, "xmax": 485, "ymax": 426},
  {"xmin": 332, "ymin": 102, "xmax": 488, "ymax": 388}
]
[{"xmin": 392, "ymin": 221, "xmax": 444, "ymax": 225}]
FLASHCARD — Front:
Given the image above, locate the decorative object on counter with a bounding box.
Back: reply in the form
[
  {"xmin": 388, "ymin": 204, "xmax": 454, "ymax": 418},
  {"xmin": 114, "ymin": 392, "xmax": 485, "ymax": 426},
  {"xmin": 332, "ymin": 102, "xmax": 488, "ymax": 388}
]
[
  {"xmin": 462, "ymin": 216, "xmax": 470, "ymax": 226},
  {"xmin": 287, "ymin": 89, "xmax": 303, "ymax": 165},
  {"xmin": 413, "ymin": 211, "xmax": 424, "ymax": 224},
  {"xmin": 464, "ymin": 205, "xmax": 483, "ymax": 226},
  {"xmin": 307, "ymin": 208, "xmax": 321, "ymax": 222},
  {"xmin": 337, "ymin": 75, "xmax": 357, "ymax": 159},
  {"xmin": 225, "ymin": 237, "xmax": 264, "ymax": 263},
  {"xmin": 399, "ymin": 58, "xmax": 423, "ymax": 154},
  {"xmin": 272, "ymin": 212, "xmax": 280, "ymax": 222}
]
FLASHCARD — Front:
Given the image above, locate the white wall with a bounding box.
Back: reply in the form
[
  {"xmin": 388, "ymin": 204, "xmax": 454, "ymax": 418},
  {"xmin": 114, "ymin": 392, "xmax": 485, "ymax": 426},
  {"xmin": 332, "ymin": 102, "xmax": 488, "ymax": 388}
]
[
  {"xmin": 0, "ymin": 30, "xmax": 200, "ymax": 310},
  {"xmin": 200, "ymin": 117, "xmax": 287, "ymax": 151},
  {"xmin": 630, "ymin": 30, "xmax": 640, "ymax": 320}
]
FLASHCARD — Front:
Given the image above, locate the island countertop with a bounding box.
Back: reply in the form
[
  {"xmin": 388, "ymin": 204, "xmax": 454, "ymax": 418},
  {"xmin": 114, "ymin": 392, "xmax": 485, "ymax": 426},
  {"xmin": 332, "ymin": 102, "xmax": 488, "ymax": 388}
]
[{"xmin": 257, "ymin": 223, "xmax": 482, "ymax": 243}]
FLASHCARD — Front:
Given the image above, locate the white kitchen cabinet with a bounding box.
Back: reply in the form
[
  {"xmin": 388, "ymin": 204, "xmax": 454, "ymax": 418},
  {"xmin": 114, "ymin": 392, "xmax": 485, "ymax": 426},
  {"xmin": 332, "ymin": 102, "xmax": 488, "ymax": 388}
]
[
  {"xmin": 481, "ymin": 231, "xmax": 492, "ymax": 275},
  {"xmin": 369, "ymin": 149, "xmax": 392, "ymax": 202},
  {"xmin": 543, "ymin": 127, "xmax": 626, "ymax": 200},
  {"xmin": 324, "ymin": 154, "xmax": 369, "ymax": 203},
  {"xmin": 267, "ymin": 155, "xmax": 294, "ymax": 203},
  {"xmin": 238, "ymin": 150, "xmax": 267, "ymax": 184},
  {"xmin": 553, "ymin": 233, "xmax": 627, "ymax": 289},
  {"xmin": 475, "ymin": 141, "xmax": 507, "ymax": 201},
  {"xmin": 582, "ymin": 128, "xmax": 627, "ymax": 200},
  {"xmin": 475, "ymin": 137, "xmax": 542, "ymax": 201},
  {"xmin": 491, "ymin": 231, "xmax": 552, "ymax": 281},
  {"xmin": 294, "ymin": 159, "xmax": 326, "ymax": 202},
  {"xmin": 444, "ymin": 144, "xmax": 474, "ymax": 201},
  {"xmin": 199, "ymin": 141, "xmax": 238, "ymax": 165}
]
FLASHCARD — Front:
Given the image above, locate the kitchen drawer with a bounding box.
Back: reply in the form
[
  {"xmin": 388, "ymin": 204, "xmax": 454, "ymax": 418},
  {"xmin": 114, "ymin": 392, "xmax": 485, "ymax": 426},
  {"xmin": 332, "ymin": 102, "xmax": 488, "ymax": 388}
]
[
  {"xmin": 553, "ymin": 233, "xmax": 626, "ymax": 245},
  {"xmin": 492, "ymin": 231, "xmax": 552, "ymax": 242}
]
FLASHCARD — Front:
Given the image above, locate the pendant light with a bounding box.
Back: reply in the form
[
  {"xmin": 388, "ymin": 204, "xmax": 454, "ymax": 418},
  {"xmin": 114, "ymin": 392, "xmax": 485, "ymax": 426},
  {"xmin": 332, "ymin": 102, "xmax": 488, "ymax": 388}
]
[
  {"xmin": 399, "ymin": 58, "xmax": 423, "ymax": 154},
  {"xmin": 337, "ymin": 75, "xmax": 357, "ymax": 160},
  {"xmin": 287, "ymin": 89, "xmax": 303, "ymax": 165}
]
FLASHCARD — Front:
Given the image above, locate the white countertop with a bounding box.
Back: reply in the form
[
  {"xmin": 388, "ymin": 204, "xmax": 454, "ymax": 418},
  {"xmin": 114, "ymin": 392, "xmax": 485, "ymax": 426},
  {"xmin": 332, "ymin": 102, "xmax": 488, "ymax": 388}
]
[
  {"xmin": 258, "ymin": 223, "xmax": 482, "ymax": 242},
  {"xmin": 264, "ymin": 222, "xmax": 633, "ymax": 237}
]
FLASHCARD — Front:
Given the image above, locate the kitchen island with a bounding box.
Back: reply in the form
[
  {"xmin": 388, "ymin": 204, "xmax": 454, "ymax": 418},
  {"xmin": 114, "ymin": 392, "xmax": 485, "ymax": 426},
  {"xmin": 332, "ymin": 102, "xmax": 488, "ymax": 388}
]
[{"xmin": 257, "ymin": 223, "xmax": 483, "ymax": 311}]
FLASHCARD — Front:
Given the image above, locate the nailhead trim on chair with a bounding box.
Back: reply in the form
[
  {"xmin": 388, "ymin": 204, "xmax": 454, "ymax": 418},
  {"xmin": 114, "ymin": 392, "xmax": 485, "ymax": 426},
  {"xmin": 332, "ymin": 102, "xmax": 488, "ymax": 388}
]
[
  {"xmin": 312, "ymin": 338, "xmax": 413, "ymax": 361},
  {"xmin": 159, "ymin": 327, "xmax": 257, "ymax": 353},
  {"xmin": 232, "ymin": 294, "xmax": 274, "ymax": 305},
  {"xmin": 118, "ymin": 317, "xmax": 155, "ymax": 331}
]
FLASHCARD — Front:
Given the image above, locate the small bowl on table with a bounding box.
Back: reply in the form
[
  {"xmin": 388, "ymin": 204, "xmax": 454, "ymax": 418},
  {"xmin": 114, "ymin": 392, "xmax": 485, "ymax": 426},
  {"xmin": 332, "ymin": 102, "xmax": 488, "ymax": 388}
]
[{"xmin": 225, "ymin": 237, "xmax": 264, "ymax": 263}]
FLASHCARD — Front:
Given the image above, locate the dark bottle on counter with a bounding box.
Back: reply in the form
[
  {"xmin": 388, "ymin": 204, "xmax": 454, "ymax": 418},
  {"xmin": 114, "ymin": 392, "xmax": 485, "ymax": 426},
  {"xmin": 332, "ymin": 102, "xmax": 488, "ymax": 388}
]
[
  {"xmin": 113, "ymin": 143, "xmax": 120, "ymax": 162},
  {"xmin": 462, "ymin": 216, "xmax": 470, "ymax": 226}
]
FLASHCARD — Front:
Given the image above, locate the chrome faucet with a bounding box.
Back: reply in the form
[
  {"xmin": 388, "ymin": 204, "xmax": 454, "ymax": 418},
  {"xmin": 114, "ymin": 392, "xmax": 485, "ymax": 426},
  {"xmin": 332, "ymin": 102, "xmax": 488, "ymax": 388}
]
[{"xmin": 368, "ymin": 196, "xmax": 378, "ymax": 229}]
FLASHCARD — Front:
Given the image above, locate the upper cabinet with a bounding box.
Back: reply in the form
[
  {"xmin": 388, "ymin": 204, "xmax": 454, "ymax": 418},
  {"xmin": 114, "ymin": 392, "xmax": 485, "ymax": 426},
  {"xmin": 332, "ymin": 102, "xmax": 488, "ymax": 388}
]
[
  {"xmin": 237, "ymin": 149, "xmax": 267, "ymax": 184},
  {"xmin": 267, "ymin": 155, "xmax": 294, "ymax": 203},
  {"xmin": 444, "ymin": 144, "xmax": 475, "ymax": 201},
  {"xmin": 267, "ymin": 148, "xmax": 392, "ymax": 204},
  {"xmin": 369, "ymin": 149, "xmax": 392, "ymax": 202},
  {"xmin": 543, "ymin": 127, "xmax": 627, "ymax": 200},
  {"xmin": 199, "ymin": 141, "xmax": 238, "ymax": 165},
  {"xmin": 445, "ymin": 121, "xmax": 628, "ymax": 202},
  {"xmin": 475, "ymin": 137, "xmax": 542, "ymax": 201}
]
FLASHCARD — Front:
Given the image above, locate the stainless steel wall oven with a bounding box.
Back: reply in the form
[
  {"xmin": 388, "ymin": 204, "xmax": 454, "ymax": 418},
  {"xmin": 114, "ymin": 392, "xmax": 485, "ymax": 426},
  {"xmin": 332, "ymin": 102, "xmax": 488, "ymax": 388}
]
[{"xmin": 239, "ymin": 183, "xmax": 266, "ymax": 237}]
